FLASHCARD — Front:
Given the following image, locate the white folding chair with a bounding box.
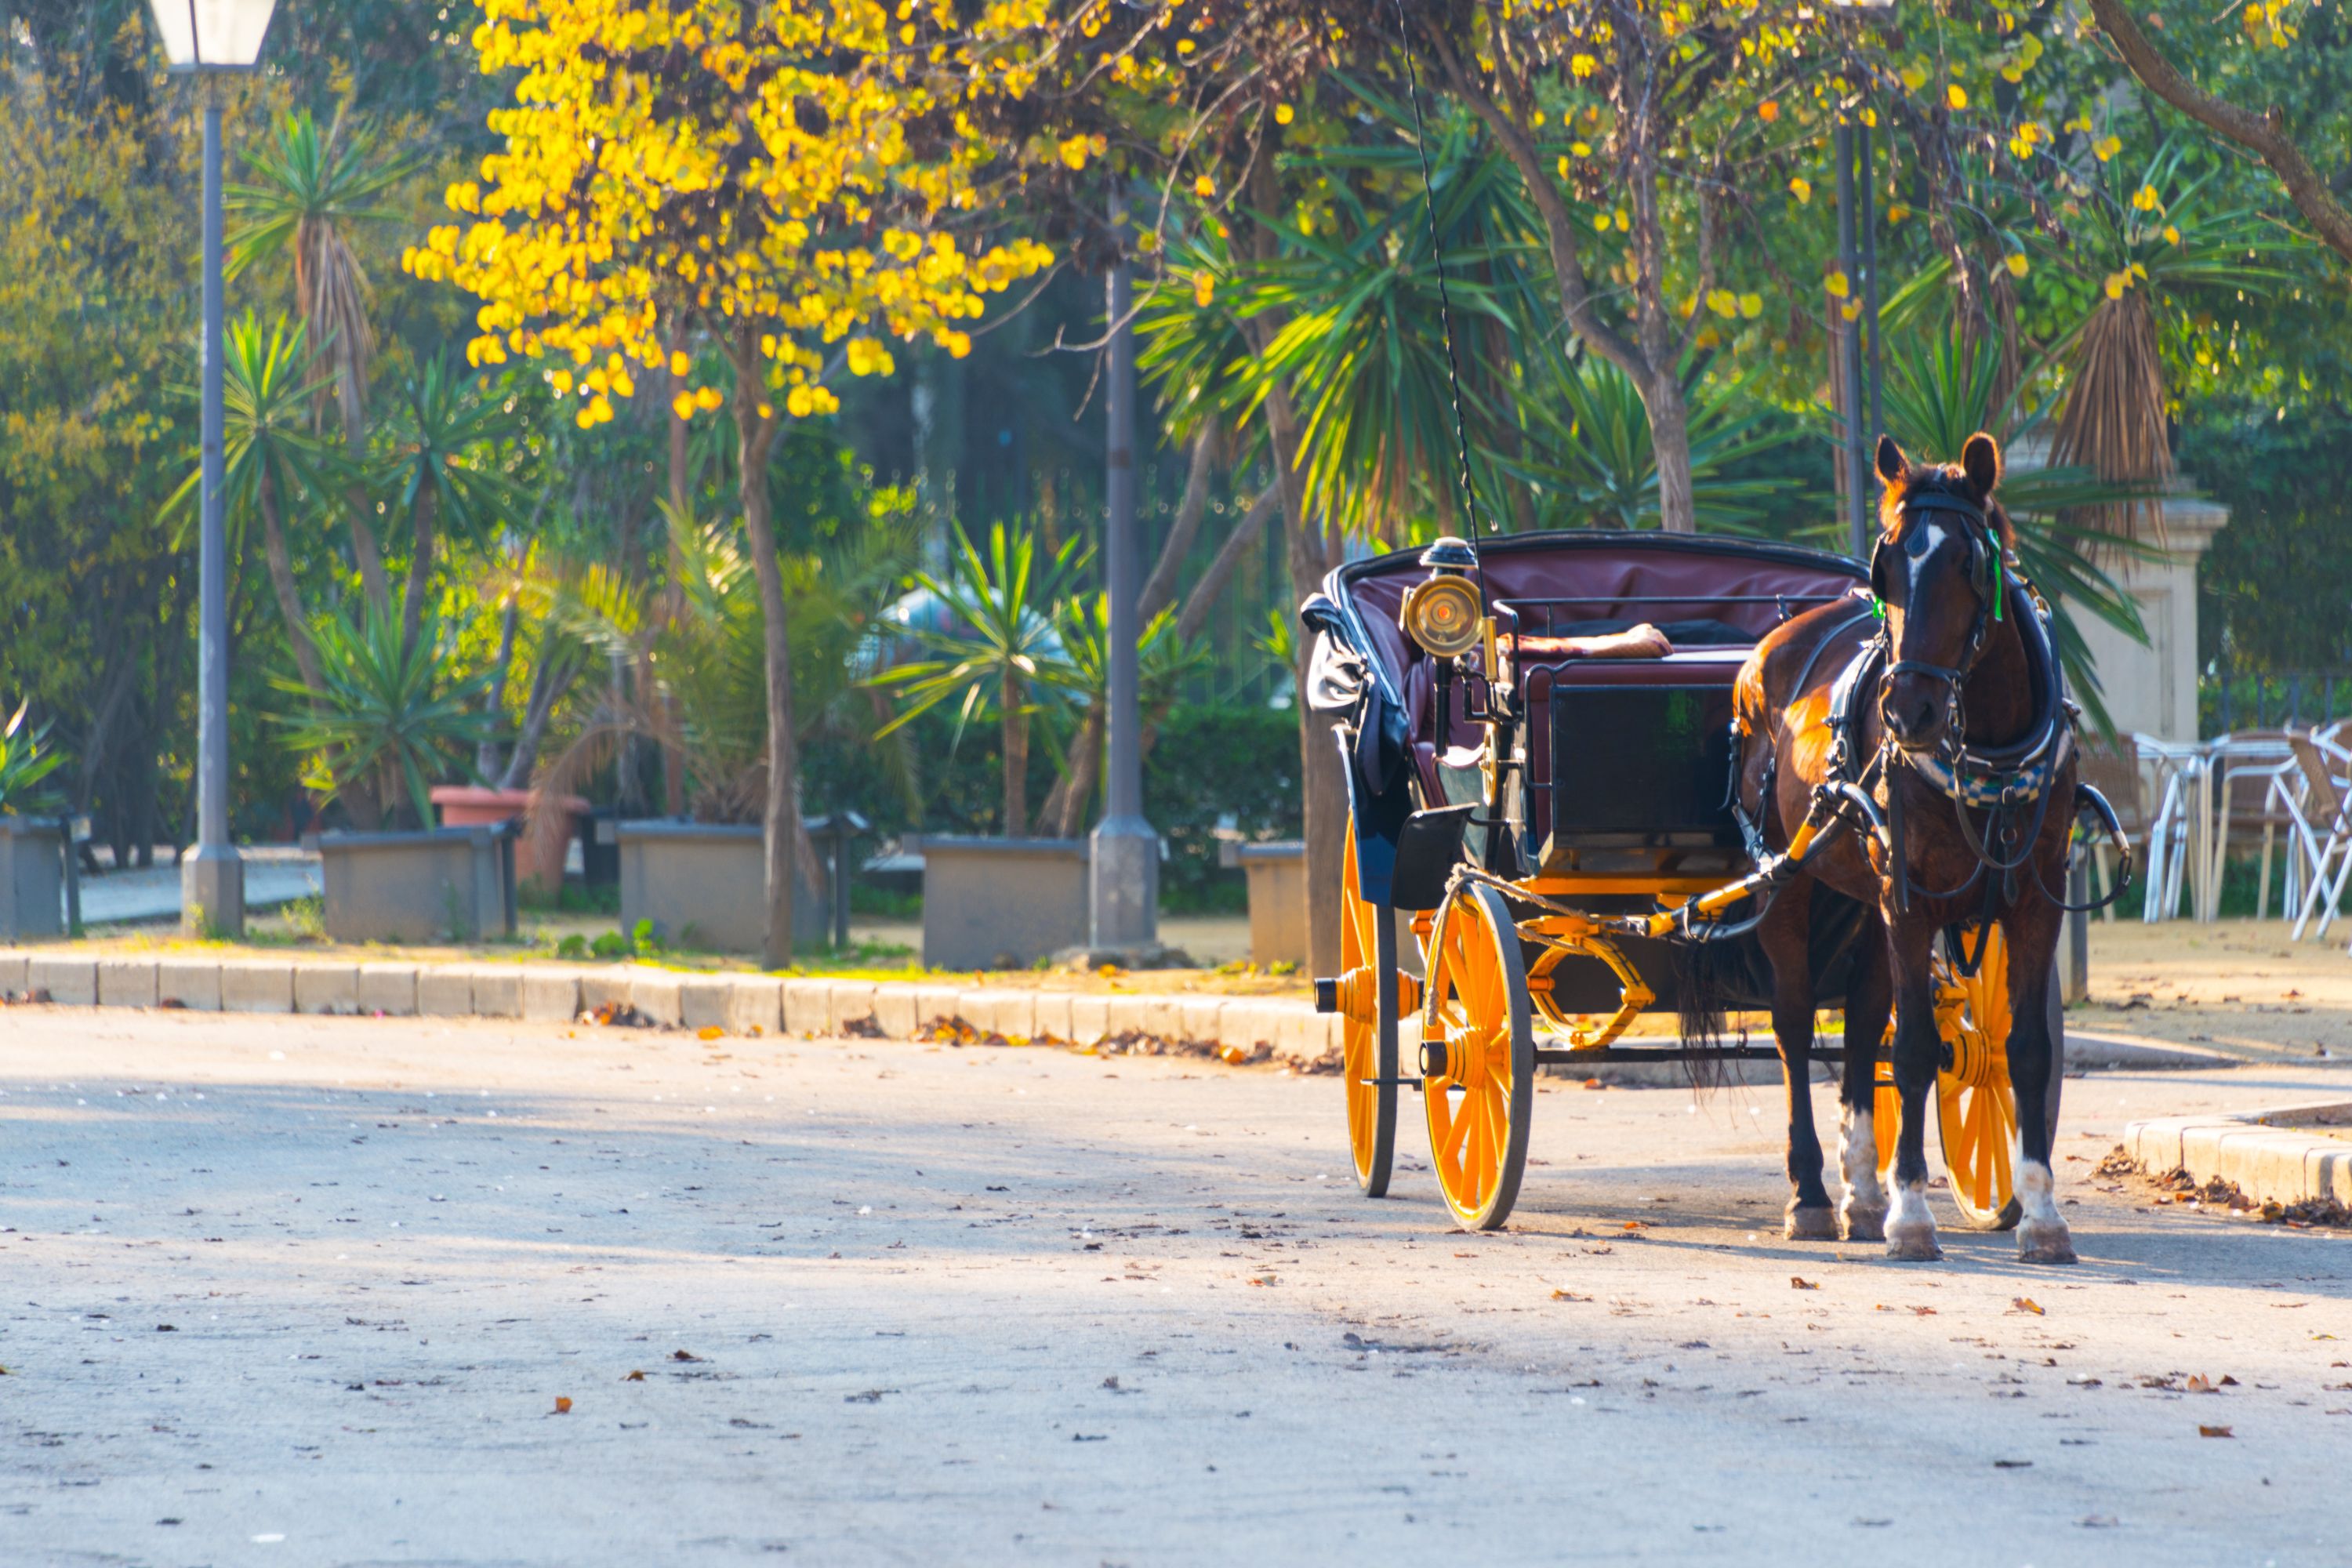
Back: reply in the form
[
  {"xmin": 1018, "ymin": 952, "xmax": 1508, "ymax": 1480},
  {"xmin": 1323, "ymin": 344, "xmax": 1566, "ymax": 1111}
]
[{"xmin": 2278, "ymin": 731, "xmax": 2352, "ymax": 940}]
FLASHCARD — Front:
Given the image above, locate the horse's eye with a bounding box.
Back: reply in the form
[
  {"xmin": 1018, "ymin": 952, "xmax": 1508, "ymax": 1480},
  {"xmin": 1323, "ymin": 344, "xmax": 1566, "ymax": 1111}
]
[{"xmin": 1904, "ymin": 525, "xmax": 1934, "ymax": 559}]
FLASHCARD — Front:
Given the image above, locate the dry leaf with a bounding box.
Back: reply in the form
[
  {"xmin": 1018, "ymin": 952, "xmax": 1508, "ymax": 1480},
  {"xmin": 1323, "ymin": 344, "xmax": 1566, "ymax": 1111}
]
[
  {"xmin": 1248, "ymin": 1274, "xmax": 1277, "ymax": 1287},
  {"xmin": 2198, "ymin": 1424, "xmax": 2234, "ymax": 1438},
  {"xmin": 2012, "ymin": 1298, "xmax": 2045, "ymax": 1316},
  {"xmin": 553, "ymin": 1396, "xmax": 573, "ymax": 1414},
  {"xmin": 1791, "ymin": 1277, "xmax": 1820, "ymax": 1291},
  {"xmin": 622, "ymin": 1370, "xmax": 644, "ymax": 1381},
  {"xmin": 1581, "ymin": 1077, "xmax": 1604, "ymax": 1090},
  {"xmin": 1911, "ymin": 1306, "xmax": 1937, "ymax": 1316},
  {"xmin": 697, "ymin": 1025, "xmax": 724, "ymax": 1040},
  {"xmin": 1551, "ymin": 1289, "xmax": 1592, "ymax": 1302},
  {"xmin": 672, "ymin": 1349, "xmax": 702, "ymax": 1363}
]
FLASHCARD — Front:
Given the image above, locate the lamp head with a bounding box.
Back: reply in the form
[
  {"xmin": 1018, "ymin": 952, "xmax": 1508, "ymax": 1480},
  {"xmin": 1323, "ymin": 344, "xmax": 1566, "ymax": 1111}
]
[
  {"xmin": 147, "ymin": 0, "xmax": 281, "ymax": 72},
  {"xmin": 1399, "ymin": 536, "xmax": 1485, "ymax": 660}
]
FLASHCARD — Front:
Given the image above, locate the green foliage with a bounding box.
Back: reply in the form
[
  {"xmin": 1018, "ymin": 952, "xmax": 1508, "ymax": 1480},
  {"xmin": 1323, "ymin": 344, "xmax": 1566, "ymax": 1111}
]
[
  {"xmin": 162, "ymin": 312, "xmax": 344, "ymax": 554},
  {"xmin": 0, "ymin": 701, "xmax": 65, "ymax": 815},
  {"xmin": 273, "ymin": 597, "xmax": 492, "ymax": 827},
  {"xmin": 1145, "ymin": 703, "xmax": 1302, "ymax": 912},
  {"xmin": 2184, "ymin": 402, "xmax": 2352, "ymax": 673},
  {"xmin": 873, "ymin": 520, "xmax": 1088, "ymax": 746}
]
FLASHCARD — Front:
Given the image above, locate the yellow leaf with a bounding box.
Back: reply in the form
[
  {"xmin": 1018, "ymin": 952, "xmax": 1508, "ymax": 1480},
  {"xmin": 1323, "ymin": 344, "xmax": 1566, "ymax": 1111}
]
[
  {"xmin": 1571, "ymin": 53, "xmax": 1596, "ymax": 78},
  {"xmin": 1789, "ymin": 176, "xmax": 1812, "ymax": 205},
  {"xmin": 553, "ymin": 1396, "xmax": 573, "ymax": 1414},
  {"xmin": 1947, "ymin": 83, "xmax": 1968, "ymax": 110},
  {"xmin": 1758, "ymin": 100, "xmax": 1778, "ymax": 122},
  {"xmin": 2104, "ymin": 273, "xmax": 2127, "ymax": 299},
  {"xmin": 2164, "ymin": 224, "xmax": 2181, "ymax": 245},
  {"xmin": 1194, "ymin": 174, "xmax": 1215, "ymax": 198},
  {"xmin": 2011, "ymin": 1296, "xmax": 2045, "ymax": 1315},
  {"xmin": 1274, "ymin": 103, "xmax": 1294, "ymax": 125},
  {"xmin": 671, "ymin": 392, "xmax": 696, "ymax": 421},
  {"xmin": 1824, "ymin": 269, "xmax": 1849, "ymax": 298},
  {"xmin": 2005, "ymin": 252, "xmax": 2029, "ymax": 278},
  {"xmin": 2133, "ymin": 183, "xmax": 2161, "ymax": 212},
  {"xmin": 1192, "ymin": 274, "xmax": 1214, "ymax": 308},
  {"xmin": 670, "ymin": 350, "xmax": 691, "ymax": 378},
  {"xmin": 1791, "ymin": 1276, "xmax": 1820, "ymax": 1290},
  {"xmin": 2093, "ymin": 135, "xmax": 2122, "ymax": 162},
  {"xmin": 1900, "ymin": 66, "xmax": 1927, "ymax": 93},
  {"xmin": 1570, "ymin": 140, "xmax": 1592, "ymax": 157},
  {"xmin": 697, "ymin": 1025, "xmax": 724, "ymax": 1041},
  {"xmin": 1738, "ymin": 292, "xmax": 1762, "ymax": 318}
]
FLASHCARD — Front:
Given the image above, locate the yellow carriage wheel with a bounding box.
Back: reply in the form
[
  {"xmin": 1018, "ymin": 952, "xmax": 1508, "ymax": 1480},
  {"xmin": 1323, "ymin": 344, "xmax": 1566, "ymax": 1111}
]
[
  {"xmin": 1338, "ymin": 823, "xmax": 1400, "ymax": 1197},
  {"xmin": 1420, "ymin": 883, "xmax": 1535, "ymax": 1231},
  {"xmin": 1936, "ymin": 925, "xmax": 2025, "ymax": 1231},
  {"xmin": 1867, "ymin": 925, "xmax": 2033, "ymax": 1230}
]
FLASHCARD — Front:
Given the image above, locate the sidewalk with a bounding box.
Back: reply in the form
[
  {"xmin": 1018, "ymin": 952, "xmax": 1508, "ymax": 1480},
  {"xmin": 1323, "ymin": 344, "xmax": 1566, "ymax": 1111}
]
[{"xmin": 78, "ymin": 847, "xmax": 322, "ymax": 927}]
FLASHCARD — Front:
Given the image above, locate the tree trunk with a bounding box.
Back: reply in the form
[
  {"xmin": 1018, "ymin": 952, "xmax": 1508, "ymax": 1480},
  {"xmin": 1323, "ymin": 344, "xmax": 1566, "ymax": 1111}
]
[
  {"xmin": 399, "ymin": 481, "xmax": 438, "ymax": 664},
  {"xmin": 1000, "ymin": 665, "xmax": 1028, "ymax": 838},
  {"xmin": 257, "ymin": 470, "xmax": 327, "ymax": 698},
  {"xmin": 497, "ymin": 652, "xmax": 579, "ymax": 792},
  {"xmin": 1137, "ymin": 425, "xmax": 1218, "ymax": 624},
  {"xmin": 1043, "ymin": 702, "xmax": 1102, "ymax": 839},
  {"xmin": 1647, "ymin": 369, "xmax": 1698, "ymax": 535},
  {"xmin": 728, "ymin": 333, "xmax": 799, "ymax": 967},
  {"xmin": 478, "ymin": 592, "xmax": 520, "ymax": 779}
]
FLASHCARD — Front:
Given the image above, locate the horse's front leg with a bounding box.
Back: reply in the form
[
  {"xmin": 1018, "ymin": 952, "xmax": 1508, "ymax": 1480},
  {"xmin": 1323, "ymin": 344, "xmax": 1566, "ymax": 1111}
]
[
  {"xmin": 1758, "ymin": 880, "xmax": 1835, "ymax": 1239},
  {"xmin": 2003, "ymin": 902, "xmax": 2076, "ymax": 1264},
  {"xmin": 1836, "ymin": 909, "xmax": 1892, "ymax": 1242},
  {"xmin": 1882, "ymin": 919, "xmax": 1944, "ymax": 1262}
]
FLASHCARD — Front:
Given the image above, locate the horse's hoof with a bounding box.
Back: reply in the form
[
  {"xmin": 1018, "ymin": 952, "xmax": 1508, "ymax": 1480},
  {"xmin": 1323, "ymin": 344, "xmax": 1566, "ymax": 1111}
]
[
  {"xmin": 1784, "ymin": 1203, "xmax": 1838, "ymax": 1241},
  {"xmin": 1885, "ymin": 1224, "xmax": 1943, "ymax": 1262},
  {"xmin": 2017, "ymin": 1219, "xmax": 2078, "ymax": 1265},
  {"xmin": 1840, "ymin": 1203, "xmax": 1886, "ymax": 1243}
]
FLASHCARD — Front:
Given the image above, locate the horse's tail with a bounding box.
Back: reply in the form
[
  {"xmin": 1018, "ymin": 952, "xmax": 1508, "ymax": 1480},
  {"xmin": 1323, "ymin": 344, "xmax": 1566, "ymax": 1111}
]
[{"xmin": 1672, "ymin": 934, "xmax": 1733, "ymax": 1094}]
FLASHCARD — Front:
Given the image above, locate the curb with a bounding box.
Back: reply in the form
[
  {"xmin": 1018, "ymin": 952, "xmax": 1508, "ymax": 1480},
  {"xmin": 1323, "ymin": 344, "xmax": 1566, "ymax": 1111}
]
[
  {"xmin": 0, "ymin": 951, "xmax": 1345, "ymax": 1063},
  {"xmin": 2121, "ymin": 1101, "xmax": 2352, "ymax": 1209}
]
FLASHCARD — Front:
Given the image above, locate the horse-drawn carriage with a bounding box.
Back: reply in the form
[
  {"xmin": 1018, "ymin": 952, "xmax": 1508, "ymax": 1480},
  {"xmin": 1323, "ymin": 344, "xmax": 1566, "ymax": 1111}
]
[{"xmin": 1302, "ymin": 524, "xmax": 2073, "ymax": 1240}]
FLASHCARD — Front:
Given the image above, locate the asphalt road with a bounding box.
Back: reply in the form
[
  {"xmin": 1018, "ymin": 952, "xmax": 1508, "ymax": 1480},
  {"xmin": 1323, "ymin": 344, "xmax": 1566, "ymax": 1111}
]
[{"xmin": 2, "ymin": 1007, "xmax": 2347, "ymax": 1566}]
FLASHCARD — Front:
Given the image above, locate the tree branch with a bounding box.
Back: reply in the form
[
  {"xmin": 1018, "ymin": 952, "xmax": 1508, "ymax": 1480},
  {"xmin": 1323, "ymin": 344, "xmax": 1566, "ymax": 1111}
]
[{"xmin": 2086, "ymin": 0, "xmax": 2352, "ymax": 265}]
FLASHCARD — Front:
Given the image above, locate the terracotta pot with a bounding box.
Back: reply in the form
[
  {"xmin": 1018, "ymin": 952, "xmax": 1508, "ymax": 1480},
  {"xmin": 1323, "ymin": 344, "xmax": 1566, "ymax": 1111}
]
[{"xmin": 430, "ymin": 786, "xmax": 589, "ymax": 891}]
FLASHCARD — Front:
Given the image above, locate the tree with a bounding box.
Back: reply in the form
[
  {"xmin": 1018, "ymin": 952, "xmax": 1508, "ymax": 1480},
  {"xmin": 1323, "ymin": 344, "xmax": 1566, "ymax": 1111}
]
[
  {"xmin": 410, "ymin": 0, "xmax": 1057, "ymax": 964},
  {"xmin": 2085, "ymin": 0, "xmax": 2352, "ymax": 267}
]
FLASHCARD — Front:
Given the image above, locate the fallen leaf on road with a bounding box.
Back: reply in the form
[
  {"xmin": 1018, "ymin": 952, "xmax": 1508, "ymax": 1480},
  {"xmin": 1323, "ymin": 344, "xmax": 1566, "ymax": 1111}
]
[
  {"xmin": 2198, "ymin": 1424, "xmax": 2234, "ymax": 1438},
  {"xmin": 1248, "ymin": 1275, "xmax": 1277, "ymax": 1287},
  {"xmin": 1791, "ymin": 1277, "xmax": 1819, "ymax": 1291},
  {"xmin": 1552, "ymin": 1289, "xmax": 1592, "ymax": 1302},
  {"xmin": 844, "ymin": 1389, "xmax": 891, "ymax": 1403},
  {"xmin": 697, "ymin": 1025, "xmax": 724, "ymax": 1041},
  {"xmin": 672, "ymin": 1349, "xmax": 702, "ymax": 1363},
  {"xmin": 2184, "ymin": 1374, "xmax": 2216, "ymax": 1393},
  {"xmin": 1992, "ymin": 1459, "xmax": 2031, "ymax": 1468},
  {"xmin": 622, "ymin": 1370, "xmax": 644, "ymax": 1381},
  {"xmin": 2011, "ymin": 1298, "xmax": 2045, "ymax": 1316},
  {"xmin": 553, "ymin": 1396, "xmax": 572, "ymax": 1414},
  {"xmin": 1581, "ymin": 1078, "xmax": 1604, "ymax": 1090}
]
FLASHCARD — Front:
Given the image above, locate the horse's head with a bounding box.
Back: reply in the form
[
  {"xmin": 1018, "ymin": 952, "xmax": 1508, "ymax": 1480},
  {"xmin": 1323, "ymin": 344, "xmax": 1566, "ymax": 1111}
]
[{"xmin": 1870, "ymin": 431, "xmax": 2013, "ymax": 753}]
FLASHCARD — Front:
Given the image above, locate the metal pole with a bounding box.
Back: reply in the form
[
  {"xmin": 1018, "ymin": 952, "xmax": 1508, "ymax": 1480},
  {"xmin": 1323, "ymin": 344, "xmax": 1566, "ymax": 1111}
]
[
  {"xmin": 183, "ymin": 84, "xmax": 245, "ymax": 937},
  {"xmin": 1857, "ymin": 119, "xmax": 1884, "ymax": 446},
  {"xmin": 1836, "ymin": 118, "xmax": 1869, "ymax": 561},
  {"xmin": 1087, "ymin": 187, "xmax": 1158, "ymax": 953}
]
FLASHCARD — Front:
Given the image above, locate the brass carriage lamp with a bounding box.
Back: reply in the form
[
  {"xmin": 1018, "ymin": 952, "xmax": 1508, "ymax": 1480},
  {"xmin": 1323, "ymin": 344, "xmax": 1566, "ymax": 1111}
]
[{"xmin": 1399, "ymin": 536, "xmax": 1485, "ymax": 660}]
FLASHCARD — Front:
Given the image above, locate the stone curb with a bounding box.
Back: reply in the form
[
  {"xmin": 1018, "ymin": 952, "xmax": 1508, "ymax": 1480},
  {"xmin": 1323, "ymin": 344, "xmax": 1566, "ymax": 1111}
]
[
  {"xmin": 0, "ymin": 950, "xmax": 1344, "ymax": 1061},
  {"xmin": 2122, "ymin": 1101, "xmax": 2352, "ymax": 1209}
]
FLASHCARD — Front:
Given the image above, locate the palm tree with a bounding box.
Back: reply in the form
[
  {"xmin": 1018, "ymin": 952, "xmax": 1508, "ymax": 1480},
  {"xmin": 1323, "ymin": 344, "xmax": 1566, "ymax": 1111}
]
[
  {"xmin": 272, "ymin": 598, "xmax": 492, "ymax": 830},
  {"xmin": 162, "ymin": 313, "xmax": 347, "ymax": 700},
  {"xmin": 871, "ymin": 521, "xmax": 1087, "ymax": 838},
  {"xmin": 2048, "ymin": 140, "xmax": 2296, "ymax": 543},
  {"xmin": 226, "ymin": 108, "xmax": 415, "ymax": 608},
  {"xmin": 379, "ymin": 354, "xmax": 526, "ymax": 663}
]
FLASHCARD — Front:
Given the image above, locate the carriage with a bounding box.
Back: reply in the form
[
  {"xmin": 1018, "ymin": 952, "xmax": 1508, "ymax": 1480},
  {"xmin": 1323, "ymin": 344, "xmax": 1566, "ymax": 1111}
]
[{"xmin": 1302, "ymin": 530, "xmax": 2040, "ymax": 1232}]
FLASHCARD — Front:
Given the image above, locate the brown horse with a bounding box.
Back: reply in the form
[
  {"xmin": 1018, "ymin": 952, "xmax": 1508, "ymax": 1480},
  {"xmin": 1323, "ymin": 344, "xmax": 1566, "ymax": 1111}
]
[{"xmin": 1732, "ymin": 431, "xmax": 2077, "ymax": 1265}]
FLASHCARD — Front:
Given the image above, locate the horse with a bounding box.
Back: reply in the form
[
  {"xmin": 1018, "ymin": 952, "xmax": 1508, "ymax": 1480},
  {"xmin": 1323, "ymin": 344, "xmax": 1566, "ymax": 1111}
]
[{"xmin": 1730, "ymin": 430, "xmax": 2078, "ymax": 1265}]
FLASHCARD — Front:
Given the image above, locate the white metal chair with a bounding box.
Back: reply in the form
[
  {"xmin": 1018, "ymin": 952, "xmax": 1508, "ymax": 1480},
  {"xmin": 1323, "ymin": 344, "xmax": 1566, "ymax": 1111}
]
[
  {"xmin": 2278, "ymin": 730, "xmax": 2352, "ymax": 940},
  {"xmin": 2134, "ymin": 735, "xmax": 2202, "ymax": 922}
]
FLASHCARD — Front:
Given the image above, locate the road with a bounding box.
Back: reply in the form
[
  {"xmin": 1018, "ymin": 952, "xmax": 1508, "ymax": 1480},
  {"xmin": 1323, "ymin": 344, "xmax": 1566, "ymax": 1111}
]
[{"xmin": 1, "ymin": 1007, "xmax": 2347, "ymax": 1566}]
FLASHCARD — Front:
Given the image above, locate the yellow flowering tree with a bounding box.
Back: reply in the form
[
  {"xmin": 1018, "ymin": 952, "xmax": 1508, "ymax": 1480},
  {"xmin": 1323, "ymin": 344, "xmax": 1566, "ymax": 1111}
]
[{"xmin": 407, "ymin": 0, "xmax": 1055, "ymax": 960}]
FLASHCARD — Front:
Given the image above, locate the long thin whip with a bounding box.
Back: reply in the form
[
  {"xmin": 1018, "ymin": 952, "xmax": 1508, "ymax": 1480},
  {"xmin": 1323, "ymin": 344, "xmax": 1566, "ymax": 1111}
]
[{"xmin": 1392, "ymin": 0, "xmax": 1486, "ymax": 546}]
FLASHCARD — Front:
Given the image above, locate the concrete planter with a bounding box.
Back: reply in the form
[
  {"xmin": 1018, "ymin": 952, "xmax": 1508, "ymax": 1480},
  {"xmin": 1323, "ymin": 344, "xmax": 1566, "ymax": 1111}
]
[
  {"xmin": 615, "ymin": 820, "xmax": 826, "ymax": 953},
  {"xmin": 0, "ymin": 817, "xmax": 64, "ymax": 941},
  {"xmin": 920, "ymin": 836, "xmax": 1088, "ymax": 969},
  {"xmin": 318, "ymin": 826, "xmax": 517, "ymax": 943},
  {"xmin": 430, "ymin": 786, "xmax": 587, "ymax": 892},
  {"xmin": 1232, "ymin": 840, "xmax": 1305, "ymax": 967}
]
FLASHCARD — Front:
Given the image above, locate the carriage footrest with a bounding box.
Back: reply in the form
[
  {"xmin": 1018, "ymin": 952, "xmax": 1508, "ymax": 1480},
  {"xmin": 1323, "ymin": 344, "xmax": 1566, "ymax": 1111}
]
[{"xmin": 1312, "ymin": 977, "xmax": 1339, "ymax": 1014}]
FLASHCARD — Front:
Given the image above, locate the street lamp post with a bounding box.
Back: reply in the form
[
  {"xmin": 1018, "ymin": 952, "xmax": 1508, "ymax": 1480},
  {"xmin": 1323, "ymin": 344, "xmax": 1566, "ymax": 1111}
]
[
  {"xmin": 147, "ymin": 0, "xmax": 281, "ymax": 937},
  {"xmin": 1088, "ymin": 191, "xmax": 1159, "ymax": 956}
]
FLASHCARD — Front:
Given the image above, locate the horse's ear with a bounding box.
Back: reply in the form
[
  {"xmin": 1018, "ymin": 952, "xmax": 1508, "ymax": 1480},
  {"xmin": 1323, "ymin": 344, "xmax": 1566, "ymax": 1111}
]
[
  {"xmin": 1961, "ymin": 431, "xmax": 2002, "ymax": 498},
  {"xmin": 1874, "ymin": 434, "xmax": 1907, "ymax": 487}
]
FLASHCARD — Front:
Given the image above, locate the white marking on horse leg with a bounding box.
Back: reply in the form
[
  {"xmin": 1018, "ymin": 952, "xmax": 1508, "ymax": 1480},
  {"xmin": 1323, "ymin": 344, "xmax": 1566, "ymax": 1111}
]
[
  {"xmin": 2015, "ymin": 1151, "xmax": 2077, "ymax": 1264},
  {"xmin": 1838, "ymin": 1104, "xmax": 1888, "ymax": 1241},
  {"xmin": 1884, "ymin": 1178, "xmax": 1941, "ymax": 1261}
]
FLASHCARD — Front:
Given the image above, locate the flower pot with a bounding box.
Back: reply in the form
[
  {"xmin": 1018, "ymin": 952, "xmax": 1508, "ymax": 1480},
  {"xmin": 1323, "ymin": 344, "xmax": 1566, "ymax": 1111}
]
[
  {"xmin": 430, "ymin": 786, "xmax": 587, "ymax": 892},
  {"xmin": 318, "ymin": 826, "xmax": 517, "ymax": 943},
  {"xmin": 0, "ymin": 817, "xmax": 64, "ymax": 940},
  {"xmin": 919, "ymin": 835, "xmax": 1089, "ymax": 969},
  {"xmin": 616, "ymin": 820, "xmax": 828, "ymax": 953}
]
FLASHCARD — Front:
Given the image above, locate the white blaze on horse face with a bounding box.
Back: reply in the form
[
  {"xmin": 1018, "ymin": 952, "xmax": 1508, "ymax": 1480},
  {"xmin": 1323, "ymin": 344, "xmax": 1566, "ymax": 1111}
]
[{"xmin": 1907, "ymin": 521, "xmax": 1949, "ymax": 592}]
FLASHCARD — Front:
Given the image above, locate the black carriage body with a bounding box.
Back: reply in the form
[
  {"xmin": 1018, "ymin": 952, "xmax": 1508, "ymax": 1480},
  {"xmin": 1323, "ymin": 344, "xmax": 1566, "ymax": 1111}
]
[{"xmin": 1310, "ymin": 531, "xmax": 1872, "ymax": 1015}]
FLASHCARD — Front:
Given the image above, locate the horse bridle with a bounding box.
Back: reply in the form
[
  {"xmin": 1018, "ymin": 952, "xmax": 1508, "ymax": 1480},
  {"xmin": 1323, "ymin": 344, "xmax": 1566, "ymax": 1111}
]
[{"xmin": 1867, "ymin": 488, "xmax": 2005, "ymax": 760}]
